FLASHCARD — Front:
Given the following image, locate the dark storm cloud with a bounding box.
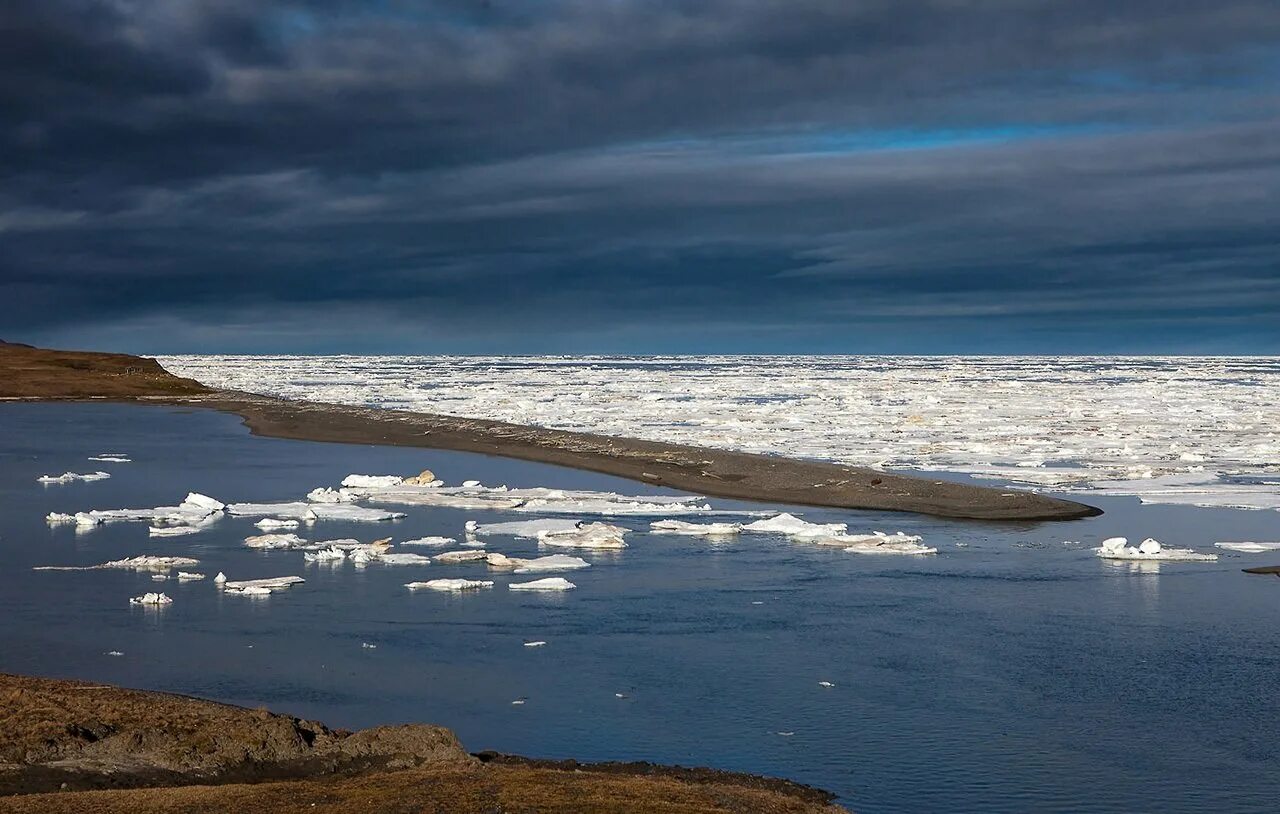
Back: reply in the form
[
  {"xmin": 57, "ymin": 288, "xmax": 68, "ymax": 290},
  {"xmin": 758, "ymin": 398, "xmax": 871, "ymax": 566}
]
[{"xmin": 1, "ymin": 0, "xmax": 1279, "ymax": 352}]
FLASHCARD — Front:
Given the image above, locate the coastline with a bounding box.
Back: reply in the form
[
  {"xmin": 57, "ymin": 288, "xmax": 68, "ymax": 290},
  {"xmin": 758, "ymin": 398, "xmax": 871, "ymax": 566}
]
[
  {"xmin": 0, "ymin": 341, "xmax": 1100, "ymax": 521},
  {"xmin": 0, "ymin": 673, "xmax": 844, "ymax": 813}
]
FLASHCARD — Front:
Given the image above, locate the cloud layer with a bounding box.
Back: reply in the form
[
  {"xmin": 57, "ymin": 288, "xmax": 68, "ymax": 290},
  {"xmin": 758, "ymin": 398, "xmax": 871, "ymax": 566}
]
[{"xmin": 3, "ymin": 1, "xmax": 1279, "ymax": 352}]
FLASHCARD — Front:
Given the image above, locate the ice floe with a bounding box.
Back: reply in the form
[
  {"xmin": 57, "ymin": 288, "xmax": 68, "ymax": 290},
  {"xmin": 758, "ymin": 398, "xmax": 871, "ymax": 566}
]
[
  {"xmin": 244, "ymin": 532, "xmax": 308, "ymax": 549},
  {"xmin": 650, "ymin": 519, "xmax": 743, "ymax": 536},
  {"xmin": 537, "ymin": 522, "xmax": 628, "ymax": 549},
  {"xmin": 1094, "ymin": 537, "xmax": 1218, "ymax": 562},
  {"xmin": 744, "ymin": 513, "xmax": 848, "ymax": 538},
  {"xmin": 400, "ymin": 536, "xmax": 456, "ymax": 546},
  {"xmin": 129, "ymin": 592, "xmax": 172, "ymax": 606},
  {"xmin": 509, "ymin": 577, "xmax": 576, "ymax": 591},
  {"xmin": 471, "ymin": 518, "xmax": 583, "ymax": 538},
  {"xmin": 37, "ymin": 471, "xmax": 110, "ymax": 485},
  {"xmin": 34, "ymin": 555, "xmax": 201, "ymax": 572},
  {"xmin": 1214, "ymin": 542, "xmax": 1280, "ymax": 553},
  {"xmin": 433, "ymin": 549, "xmax": 490, "ymax": 563},
  {"xmin": 226, "ymin": 502, "xmax": 405, "ymax": 522},
  {"xmin": 512, "ymin": 555, "xmax": 591, "ymax": 573},
  {"xmin": 839, "ymin": 534, "xmax": 938, "ymax": 555},
  {"xmin": 303, "ymin": 546, "xmax": 348, "ymax": 563},
  {"xmin": 306, "ymin": 487, "xmax": 353, "ymax": 503},
  {"xmin": 220, "ymin": 576, "xmax": 304, "ymax": 594},
  {"xmin": 373, "ymin": 552, "xmax": 433, "ymax": 566},
  {"xmin": 88, "ymin": 454, "xmax": 131, "ymax": 463},
  {"xmin": 254, "ymin": 518, "xmax": 300, "ymax": 530},
  {"xmin": 341, "ymin": 474, "xmax": 404, "ymax": 488},
  {"xmin": 46, "ymin": 492, "xmax": 224, "ymax": 530},
  {"xmin": 405, "ymin": 578, "xmax": 494, "ymax": 591},
  {"xmin": 177, "ymin": 571, "xmax": 205, "ymax": 581}
]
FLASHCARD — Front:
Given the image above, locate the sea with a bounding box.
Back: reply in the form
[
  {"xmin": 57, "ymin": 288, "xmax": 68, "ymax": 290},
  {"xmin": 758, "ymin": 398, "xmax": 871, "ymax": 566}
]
[{"xmin": 2, "ymin": 356, "xmax": 1278, "ymax": 812}]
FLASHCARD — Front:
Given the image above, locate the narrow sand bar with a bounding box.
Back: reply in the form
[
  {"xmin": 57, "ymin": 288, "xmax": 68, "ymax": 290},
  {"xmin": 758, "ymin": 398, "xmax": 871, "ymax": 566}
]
[{"xmin": 0, "ymin": 341, "xmax": 1100, "ymax": 521}]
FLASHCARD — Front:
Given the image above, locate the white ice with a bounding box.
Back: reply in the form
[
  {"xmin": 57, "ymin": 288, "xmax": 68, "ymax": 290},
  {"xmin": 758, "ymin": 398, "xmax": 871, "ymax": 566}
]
[
  {"xmin": 744, "ymin": 513, "xmax": 848, "ymax": 538},
  {"xmin": 88, "ymin": 454, "xmax": 131, "ymax": 463},
  {"xmin": 512, "ymin": 555, "xmax": 591, "ymax": 573},
  {"xmin": 221, "ymin": 576, "xmax": 305, "ymax": 593},
  {"xmin": 400, "ymin": 536, "xmax": 456, "ymax": 546},
  {"xmin": 1214, "ymin": 542, "xmax": 1280, "ymax": 553},
  {"xmin": 433, "ymin": 550, "xmax": 490, "ymax": 563},
  {"xmin": 472, "ymin": 518, "xmax": 583, "ymax": 538},
  {"xmin": 46, "ymin": 492, "xmax": 224, "ymax": 530},
  {"xmin": 373, "ymin": 552, "xmax": 432, "ymax": 566},
  {"xmin": 405, "ymin": 578, "xmax": 494, "ymax": 591},
  {"xmin": 537, "ymin": 522, "xmax": 628, "ymax": 549},
  {"xmin": 509, "ymin": 577, "xmax": 576, "ymax": 591},
  {"xmin": 35, "ymin": 555, "xmax": 200, "ymax": 572},
  {"xmin": 1094, "ymin": 537, "xmax": 1218, "ymax": 562},
  {"xmin": 244, "ymin": 532, "xmax": 308, "ymax": 549},
  {"xmin": 177, "ymin": 571, "xmax": 205, "ymax": 581},
  {"xmin": 341, "ymin": 474, "xmax": 404, "ymax": 488},
  {"xmin": 650, "ymin": 520, "xmax": 742, "ymax": 536},
  {"xmin": 255, "ymin": 518, "xmax": 300, "ymax": 530},
  {"xmin": 129, "ymin": 592, "xmax": 172, "ymax": 606},
  {"xmin": 37, "ymin": 471, "xmax": 110, "ymax": 485}
]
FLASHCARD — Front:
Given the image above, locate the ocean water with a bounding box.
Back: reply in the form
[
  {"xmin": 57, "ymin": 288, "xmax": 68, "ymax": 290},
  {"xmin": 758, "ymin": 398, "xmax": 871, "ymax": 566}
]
[{"xmin": 2, "ymin": 402, "xmax": 1279, "ymax": 813}]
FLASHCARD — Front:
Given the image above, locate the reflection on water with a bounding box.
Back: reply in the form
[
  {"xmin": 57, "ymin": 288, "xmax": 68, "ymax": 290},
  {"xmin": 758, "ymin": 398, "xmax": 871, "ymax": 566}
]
[{"xmin": 1, "ymin": 403, "xmax": 1278, "ymax": 814}]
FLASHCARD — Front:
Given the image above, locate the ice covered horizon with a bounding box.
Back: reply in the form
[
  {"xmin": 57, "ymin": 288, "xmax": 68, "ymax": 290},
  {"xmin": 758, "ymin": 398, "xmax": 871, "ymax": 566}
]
[{"xmin": 160, "ymin": 355, "xmax": 1280, "ymax": 509}]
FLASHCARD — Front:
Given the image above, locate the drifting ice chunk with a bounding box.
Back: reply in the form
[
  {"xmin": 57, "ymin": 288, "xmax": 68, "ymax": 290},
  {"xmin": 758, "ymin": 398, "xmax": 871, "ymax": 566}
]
[
  {"xmin": 341, "ymin": 474, "xmax": 404, "ymax": 488},
  {"xmin": 88, "ymin": 454, "xmax": 130, "ymax": 462},
  {"xmin": 400, "ymin": 536, "xmax": 456, "ymax": 547},
  {"xmin": 433, "ymin": 550, "xmax": 490, "ymax": 563},
  {"xmin": 744, "ymin": 513, "xmax": 848, "ymax": 537},
  {"xmin": 509, "ymin": 577, "xmax": 576, "ymax": 591},
  {"xmin": 306, "ymin": 487, "xmax": 354, "ymax": 503},
  {"xmin": 181, "ymin": 493, "xmax": 225, "ymax": 513},
  {"xmin": 177, "ymin": 571, "xmax": 205, "ymax": 581},
  {"xmin": 151, "ymin": 574, "xmax": 168, "ymax": 581},
  {"xmin": 213, "ymin": 571, "xmax": 227, "ymax": 584},
  {"xmin": 255, "ymin": 518, "xmax": 300, "ymax": 531},
  {"xmin": 513, "ymin": 555, "xmax": 591, "ymax": 573},
  {"xmin": 375, "ymin": 552, "xmax": 433, "ymax": 566},
  {"xmin": 462, "ymin": 480, "xmax": 482, "ymax": 487},
  {"xmin": 221, "ymin": 576, "xmax": 304, "ymax": 593},
  {"xmin": 303, "ymin": 546, "xmax": 347, "ymax": 563},
  {"xmin": 309, "ymin": 504, "xmax": 405, "ymax": 522},
  {"xmin": 225, "ymin": 502, "xmax": 315, "ymax": 518},
  {"xmin": 1215, "ymin": 542, "xmax": 1280, "ymax": 553},
  {"xmin": 34, "ymin": 555, "xmax": 200, "ymax": 572},
  {"xmin": 840, "ymin": 534, "xmax": 938, "ymax": 555},
  {"xmin": 1094, "ymin": 537, "xmax": 1217, "ymax": 562},
  {"xmin": 405, "ymin": 579, "xmax": 494, "ymax": 591},
  {"xmin": 129, "ymin": 592, "xmax": 172, "ymax": 606},
  {"xmin": 473, "ymin": 518, "xmax": 583, "ymax": 538},
  {"xmin": 244, "ymin": 533, "xmax": 307, "ymax": 549},
  {"xmin": 650, "ymin": 520, "xmax": 742, "ymax": 536},
  {"xmin": 37, "ymin": 471, "xmax": 111, "ymax": 485},
  {"xmin": 148, "ymin": 525, "xmax": 201, "ymax": 537},
  {"xmin": 537, "ymin": 522, "xmax": 628, "ymax": 550},
  {"xmin": 358, "ymin": 490, "xmax": 525, "ymax": 510},
  {"xmin": 514, "ymin": 497, "xmax": 713, "ymax": 516}
]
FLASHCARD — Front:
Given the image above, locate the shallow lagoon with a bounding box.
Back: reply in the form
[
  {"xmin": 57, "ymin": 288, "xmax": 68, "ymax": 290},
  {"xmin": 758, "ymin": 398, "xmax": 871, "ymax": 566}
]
[{"xmin": 2, "ymin": 403, "xmax": 1278, "ymax": 813}]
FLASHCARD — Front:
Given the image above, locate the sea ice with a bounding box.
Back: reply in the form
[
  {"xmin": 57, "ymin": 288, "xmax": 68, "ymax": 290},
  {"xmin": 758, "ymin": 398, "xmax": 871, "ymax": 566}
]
[
  {"xmin": 509, "ymin": 577, "xmax": 576, "ymax": 591},
  {"xmin": 405, "ymin": 579, "xmax": 494, "ymax": 591},
  {"xmin": 514, "ymin": 497, "xmax": 714, "ymax": 516},
  {"xmin": 341, "ymin": 474, "xmax": 404, "ymax": 488},
  {"xmin": 1214, "ymin": 542, "xmax": 1280, "ymax": 553},
  {"xmin": 88, "ymin": 454, "xmax": 131, "ymax": 462},
  {"xmin": 373, "ymin": 552, "xmax": 433, "ymax": 566},
  {"xmin": 650, "ymin": 520, "xmax": 743, "ymax": 536},
  {"xmin": 840, "ymin": 535, "xmax": 938, "ymax": 555},
  {"xmin": 244, "ymin": 533, "xmax": 307, "ymax": 549},
  {"xmin": 744, "ymin": 513, "xmax": 848, "ymax": 537},
  {"xmin": 472, "ymin": 518, "xmax": 583, "ymax": 538},
  {"xmin": 34, "ymin": 555, "xmax": 200, "ymax": 572},
  {"xmin": 254, "ymin": 518, "xmax": 300, "ymax": 530},
  {"xmin": 309, "ymin": 504, "xmax": 405, "ymax": 522},
  {"xmin": 129, "ymin": 592, "xmax": 172, "ymax": 606},
  {"xmin": 400, "ymin": 536, "xmax": 456, "ymax": 546},
  {"xmin": 537, "ymin": 522, "xmax": 628, "ymax": 549},
  {"xmin": 433, "ymin": 550, "xmax": 490, "ymax": 563},
  {"xmin": 512, "ymin": 555, "xmax": 591, "ymax": 573},
  {"xmin": 221, "ymin": 576, "xmax": 305, "ymax": 593},
  {"xmin": 148, "ymin": 525, "xmax": 202, "ymax": 537},
  {"xmin": 1094, "ymin": 537, "xmax": 1218, "ymax": 562},
  {"xmin": 306, "ymin": 487, "xmax": 353, "ymax": 503},
  {"xmin": 37, "ymin": 471, "xmax": 110, "ymax": 485},
  {"xmin": 177, "ymin": 571, "xmax": 205, "ymax": 581},
  {"xmin": 303, "ymin": 546, "xmax": 347, "ymax": 563},
  {"xmin": 483, "ymin": 552, "xmax": 528, "ymax": 568}
]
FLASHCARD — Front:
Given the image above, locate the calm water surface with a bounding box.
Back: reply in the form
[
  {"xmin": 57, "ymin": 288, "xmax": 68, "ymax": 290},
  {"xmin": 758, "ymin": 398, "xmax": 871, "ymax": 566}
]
[{"xmin": 1, "ymin": 403, "xmax": 1277, "ymax": 812}]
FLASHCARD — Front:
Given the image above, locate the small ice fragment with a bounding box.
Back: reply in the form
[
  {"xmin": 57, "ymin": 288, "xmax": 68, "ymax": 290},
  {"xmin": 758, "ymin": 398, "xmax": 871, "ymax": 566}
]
[
  {"xmin": 400, "ymin": 536, "xmax": 456, "ymax": 547},
  {"xmin": 37, "ymin": 471, "xmax": 111, "ymax": 485},
  {"xmin": 818, "ymin": 681, "xmax": 835, "ymax": 688},
  {"xmin": 405, "ymin": 579, "xmax": 494, "ymax": 591},
  {"xmin": 303, "ymin": 546, "xmax": 347, "ymax": 563},
  {"xmin": 751, "ymin": 601, "xmax": 764, "ymax": 605},
  {"xmin": 88, "ymin": 455, "xmax": 130, "ymax": 462},
  {"xmin": 244, "ymin": 533, "xmax": 307, "ymax": 549},
  {"xmin": 361, "ymin": 642, "xmax": 377, "ymax": 649},
  {"xmin": 105, "ymin": 650, "xmax": 123, "ymax": 657},
  {"xmin": 523, "ymin": 641, "xmax": 547, "ymax": 647},
  {"xmin": 615, "ymin": 693, "xmax": 627, "ymax": 699},
  {"xmin": 375, "ymin": 552, "xmax": 433, "ymax": 566},
  {"xmin": 511, "ymin": 698, "xmax": 525, "ymax": 705},
  {"xmin": 1215, "ymin": 542, "xmax": 1280, "ymax": 553},
  {"xmin": 213, "ymin": 571, "xmax": 227, "ymax": 584},
  {"xmin": 650, "ymin": 520, "xmax": 743, "ymax": 536},
  {"xmin": 744, "ymin": 513, "xmax": 848, "ymax": 538},
  {"xmin": 509, "ymin": 577, "xmax": 576, "ymax": 591},
  {"xmin": 462, "ymin": 480, "xmax": 482, "ymax": 487},
  {"xmin": 537, "ymin": 522, "xmax": 628, "ymax": 550},
  {"xmin": 341, "ymin": 474, "xmax": 404, "ymax": 488},
  {"xmin": 433, "ymin": 550, "xmax": 490, "ymax": 564},
  {"xmin": 150, "ymin": 574, "xmax": 168, "ymax": 581},
  {"xmin": 177, "ymin": 571, "xmax": 205, "ymax": 581},
  {"xmin": 148, "ymin": 525, "xmax": 201, "ymax": 537},
  {"xmin": 512, "ymin": 555, "xmax": 591, "ymax": 573},
  {"xmin": 306, "ymin": 487, "xmax": 352, "ymax": 503},
  {"xmin": 464, "ymin": 520, "xmax": 479, "ymax": 532},
  {"xmin": 129, "ymin": 592, "xmax": 172, "ymax": 606},
  {"xmin": 221, "ymin": 576, "xmax": 304, "ymax": 593},
  {"xmin": 255, "ymin": 518, "xmax": 300, "ymax": 531},
  {"xmin": 1094, "ymin": 536, "xmax": 1217, "ymax": 562},
  {"xmin": 776, "ymin": 731, "xmax": 795, "ymax": 737},
  {"xmin": 46, "ymin": 512, "xmax": 77, "ymax": 525},
  {"xmin": 181, "ymin": 493, "xmax": 226, "ymax": 513}
]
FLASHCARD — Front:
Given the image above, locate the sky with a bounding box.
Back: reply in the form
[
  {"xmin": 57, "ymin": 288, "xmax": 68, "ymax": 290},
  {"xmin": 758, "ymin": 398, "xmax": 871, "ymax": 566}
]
[{"xmin": 2, "ymin": 0, "xmax": 1279, "ymax": 355}]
